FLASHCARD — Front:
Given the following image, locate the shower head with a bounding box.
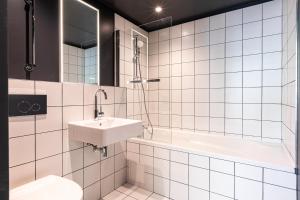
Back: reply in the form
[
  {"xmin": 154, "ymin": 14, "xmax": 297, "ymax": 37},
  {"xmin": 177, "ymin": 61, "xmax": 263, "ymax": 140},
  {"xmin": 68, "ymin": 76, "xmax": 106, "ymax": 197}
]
[{"xmin": 137, "ymin": 40, "xmax": 144, "ymax": 48}]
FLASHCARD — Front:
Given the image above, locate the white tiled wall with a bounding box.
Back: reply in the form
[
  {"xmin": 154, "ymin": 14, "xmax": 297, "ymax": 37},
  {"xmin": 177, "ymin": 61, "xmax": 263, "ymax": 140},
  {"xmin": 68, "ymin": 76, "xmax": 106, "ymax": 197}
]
[
  {"xmin": 63, "ymin": 44, "xmax": 97, "ymax": 84},
  {"xmin": 127, "ymin": 140, "xmax": 297, "ymax": 200},
  {"xmin": 9, "ymin": 79, "xmax": 127, "ymax": 199},
  {"xmin": 282, "ymin": 0, "xmax": 298, "ymax": 160},
  {"xmin": 147, "ymin": 0, "xmax": 284, "ymax": 142}
]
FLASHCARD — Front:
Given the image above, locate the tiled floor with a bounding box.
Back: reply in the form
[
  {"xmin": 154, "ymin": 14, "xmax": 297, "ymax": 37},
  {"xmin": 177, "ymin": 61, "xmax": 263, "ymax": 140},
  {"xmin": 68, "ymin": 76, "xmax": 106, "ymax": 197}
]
[{"xmin": 103, "ymin": 184, "xmax": 169, "ymax": 200}]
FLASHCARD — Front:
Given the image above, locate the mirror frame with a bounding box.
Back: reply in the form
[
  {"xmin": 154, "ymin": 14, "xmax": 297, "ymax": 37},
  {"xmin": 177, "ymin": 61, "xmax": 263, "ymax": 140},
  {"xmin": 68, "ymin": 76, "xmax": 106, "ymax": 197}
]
[{"xmin": 59, "ymin": 0, "xmax": 100, "ymax": 85}]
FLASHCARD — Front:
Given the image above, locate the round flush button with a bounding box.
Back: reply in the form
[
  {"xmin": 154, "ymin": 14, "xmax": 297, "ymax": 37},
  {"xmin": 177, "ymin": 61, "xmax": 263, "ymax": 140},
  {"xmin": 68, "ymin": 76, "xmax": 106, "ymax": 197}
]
[{"xmin": 17, "ymin": 100, "xmax": 31, "ymax": 114}]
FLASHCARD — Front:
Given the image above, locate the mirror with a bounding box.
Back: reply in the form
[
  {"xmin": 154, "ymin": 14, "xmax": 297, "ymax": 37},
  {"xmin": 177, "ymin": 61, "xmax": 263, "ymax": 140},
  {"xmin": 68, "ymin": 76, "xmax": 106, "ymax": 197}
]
[{"xmin": 60, "ymin": 0, "xmax": 99, "ymax": 84}]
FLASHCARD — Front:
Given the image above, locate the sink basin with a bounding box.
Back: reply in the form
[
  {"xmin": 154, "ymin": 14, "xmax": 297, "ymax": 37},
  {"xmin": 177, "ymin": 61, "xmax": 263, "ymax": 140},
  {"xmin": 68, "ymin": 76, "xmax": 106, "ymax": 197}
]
[
  {"xmin": 68, "ymin": 117, "xmax": 143, "ymax": 147},
  {"xmin": 10, "ymin": 175, "xmax": 83, "ymax": 200}
]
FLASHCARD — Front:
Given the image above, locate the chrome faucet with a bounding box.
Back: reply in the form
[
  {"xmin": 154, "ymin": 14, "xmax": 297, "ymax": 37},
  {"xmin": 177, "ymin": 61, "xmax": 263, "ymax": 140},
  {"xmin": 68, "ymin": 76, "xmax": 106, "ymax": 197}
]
[{"xmin": 94, "ymin": 89, "xmax": 107, "ymax": 120}]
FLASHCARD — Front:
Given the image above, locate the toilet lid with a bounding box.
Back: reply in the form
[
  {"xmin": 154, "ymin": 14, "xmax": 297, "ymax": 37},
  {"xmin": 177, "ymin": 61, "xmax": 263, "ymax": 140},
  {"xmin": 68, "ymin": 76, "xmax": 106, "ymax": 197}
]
[{"xmin": 10, "ymin": 175, "xmax": 83, "ymax": 200}]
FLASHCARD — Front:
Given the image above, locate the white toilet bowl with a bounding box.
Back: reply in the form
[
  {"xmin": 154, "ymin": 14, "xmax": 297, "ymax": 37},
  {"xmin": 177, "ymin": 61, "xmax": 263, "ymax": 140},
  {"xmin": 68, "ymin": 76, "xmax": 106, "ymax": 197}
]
[{"xmin": 10, "ymin": 175, "xmax": 83, "ymax": 200}]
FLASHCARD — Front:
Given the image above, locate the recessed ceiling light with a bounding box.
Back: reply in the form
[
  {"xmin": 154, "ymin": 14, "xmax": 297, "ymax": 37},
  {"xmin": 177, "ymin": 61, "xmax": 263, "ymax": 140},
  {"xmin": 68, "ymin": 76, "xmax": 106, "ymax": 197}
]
[{"xmin": 155, "ymin": 6, "xmax": 162, "ymax": 13}]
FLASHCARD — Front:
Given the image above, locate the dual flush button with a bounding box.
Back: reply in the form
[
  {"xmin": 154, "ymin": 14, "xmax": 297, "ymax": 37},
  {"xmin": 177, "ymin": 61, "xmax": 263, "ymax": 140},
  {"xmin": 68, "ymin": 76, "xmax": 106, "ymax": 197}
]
[{"xmin": 9, "ymin": 94, "xmax": 47, "ymax": 116}]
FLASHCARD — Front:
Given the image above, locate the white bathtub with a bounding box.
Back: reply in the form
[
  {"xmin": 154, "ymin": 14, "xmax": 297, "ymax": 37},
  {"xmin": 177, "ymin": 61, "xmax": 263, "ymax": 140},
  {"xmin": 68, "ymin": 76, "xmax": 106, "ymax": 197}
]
[
  {"xmin": 131, "ymin": 128, "xmax": 295, "ymax": 173},
  {"xmin": 127, "ymin": 128, "xmax": 296, "ymax": 200}
]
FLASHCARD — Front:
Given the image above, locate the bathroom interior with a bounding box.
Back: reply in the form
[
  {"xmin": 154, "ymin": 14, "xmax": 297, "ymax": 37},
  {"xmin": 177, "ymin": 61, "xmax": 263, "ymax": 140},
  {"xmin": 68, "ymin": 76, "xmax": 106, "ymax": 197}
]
[{"xmin": 0, "ymin": 0, "xmax": 299, "ymax": 199}]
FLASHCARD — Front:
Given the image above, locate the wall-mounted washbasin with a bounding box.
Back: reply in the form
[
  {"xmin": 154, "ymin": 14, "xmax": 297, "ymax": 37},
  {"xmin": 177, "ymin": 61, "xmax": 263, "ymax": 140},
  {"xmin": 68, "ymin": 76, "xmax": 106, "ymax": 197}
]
[
  {"xmin": 68, "ymin": 117, "xmax": 143, "ymax": 147},
  {"xmin": 10, "ymin": 175, "xmax": 83, "ymax": 200}
]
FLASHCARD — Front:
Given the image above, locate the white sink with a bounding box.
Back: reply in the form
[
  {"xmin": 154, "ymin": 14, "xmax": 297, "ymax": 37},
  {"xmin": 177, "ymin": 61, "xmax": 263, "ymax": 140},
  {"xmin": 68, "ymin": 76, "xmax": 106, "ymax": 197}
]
[
  {"xmin": 10, "ymin": 175, "xmax": 83, "ymax": 200},
  {"xmin": 68, "ymin": 117, "xmax": 143, "ymax": 147}
]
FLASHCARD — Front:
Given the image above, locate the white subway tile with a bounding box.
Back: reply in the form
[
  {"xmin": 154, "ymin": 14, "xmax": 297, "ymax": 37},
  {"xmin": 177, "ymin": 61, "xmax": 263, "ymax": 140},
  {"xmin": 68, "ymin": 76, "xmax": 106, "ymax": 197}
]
[
  {"xmin": 63, "ymin": 83, "xmax": 83, "ymax": 106},
  {"xmin": 243, "ymin": 88, "xmax": 261, "ymax": 103},
  {"xmin": 195, "ymin": 17, "xmax": 209, "ymax": 33},
  {"xmin": 189, "ymin": 154, "xmax": 209, "ymax": 169},
  {"xmin": 127, "ymin": 142, "xmax": 139, "ymax": 153},
  {"xmin": 182, "ymin": 21, "xmax": 195, "ymax": 36},
  {"xmin": 262, "ymin": 121, "xmax": 281, "ymax": 139},
  {"xmin": 243, "ymin": 21, "xmax": 262, "ymax": 39},
  {"xmin": 154, "ymin": 147, "xmax": 170, "ymax": 160},
  {"xmin": 84, "ymin": 162, "xmax": 100, "ymax": 187},
  {"xmin": 264, "ymin": 169, "xmax": 296, "ymax": 189},
  {"xmin": 10, "ymin": 162, "xmax": 35, "ymax": 189},
  {"xmin": 243, "ymin": 120, "xmax": 262, "ymax": 137},
  {"xmin": 210, "ymin": 29, "xmax": 225, "ymax": 45},
  {"xmin": 171, "ymin": 25, "xmax": 182, "ymax": 38},
  {"xmin": 263, "ymin": 34, "xmax": 282, "ymax": 53},
  {"xmin": 210, "ymin": 44, "xmax": 225, "ymax": 59},
  {"xmin": 9, "ymin": 135, "xmax": 35, "ymax": 167},
  {"xmin": 226, "ymin": 25, "xmax": 242, "ymax": 42},
  {"xmin": 243, "ymin": 54, "xmax": 262, "ymax": 71},
  {"xmin": 154, "ymin": 176, "xmax": 169, "ymax": 197},
  {"xmin": 63, "ymin": 148, "xmax": 83, "ymax": 175},
  {"xmin": 263, "ymin": 69, "xmax": 282, "ymax": 86},
  {"xmin": 264, "ymin": 183, "xmax": 296, "ymax": 200},
  {"xmin": 36, "ymin": 107, "xmax": 62, "ymax": 133},
  {"xmin": 210, "ymin": 171, "xmax": 234, "ymax": 198},
  {"xmin": 243, "ymin": 104, "xmax": 261, "ymax": 120},
  {"xmin": 36, "ymin": 154, "xmax": 62, "ymax": 179},
  {"xmin": 140, "ymin": 145, "xmax": 153, "ymax": 156},
  {"xmin": 154, "ymin": 158, "xmax": 169, "ymax": 178},
  {"xmin": 236, "ymin": 163, "xmax": 262, "ymax": 181},
  {"xmin": 195, "ymin": 32, "xmax": 209, "ymax": 47},
  {"xmin": 263, "ymin": 0, "xmax": 282, "ymax": 19},
  {"xmin": 189, "ymin": 186, "xmax": 209, "ymax": 200},
  {"xmin": 243, "ymin": 4, "xmax": 262, "ymax": 23},
  {"xmin": 226, "ymin": 10, "xmax": 242, "ymax": 26},
  {"xmin": 171, "ymin": 150, "xmax": 188, "ymax": 164},
  {"xmin": 235, "ymin": 177, "xmax": 263, "ymax": 200},
  {"xmin": 263, "ymin": 17, "xmax": 282, "ymax": 36},
  {"xmin": 84, "ymin": 182, "xmax": 101, "ymax": 200},
  {"xmin": 211, "ymin": 158, "xmax": 234, "ymax": 174},
  {"xmin": 262, "ymin": 104, "xmax": 281, "ymax": 121},
  {"xmin": 36, "ymin": 130, "xmax": 62, "ymax": 159},
  {"xmin": 226, "ymin": 41, "xmax": 242, "ymax": 57},
  {"xmin": 182, "ymin": 35, "xmax": 195, "ymax": 49},
  {"xmin": 170, "ymin": 162, "xmax": 188, "ymax": 184},
  {"xmin": 210, "ymin": 14, "xmax": 225, "ymax": 30},
  {"xmin": 9, "ymin": 116, "xmax": 35, "ymax": 138},
  {"xmin": 189, "ymin": 166, "xmax": 209, "ymax": 190},
  {"xmin": 243, "ymin": 38, "xmax": 262, "ymax": 55},
  {"xmin": 170, "ymin": 181, "xmax": 188, "ymax": 200},
  {"xmin": 36, "ymin": 81, "xmax": 62, "ymax": 106}
]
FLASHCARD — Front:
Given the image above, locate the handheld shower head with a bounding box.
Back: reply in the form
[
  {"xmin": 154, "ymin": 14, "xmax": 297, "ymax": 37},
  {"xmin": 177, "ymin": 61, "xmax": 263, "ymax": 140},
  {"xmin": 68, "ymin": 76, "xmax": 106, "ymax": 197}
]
[{"xmin": 137, "ymin": 40, "xmax": 144, "ymax": 48}]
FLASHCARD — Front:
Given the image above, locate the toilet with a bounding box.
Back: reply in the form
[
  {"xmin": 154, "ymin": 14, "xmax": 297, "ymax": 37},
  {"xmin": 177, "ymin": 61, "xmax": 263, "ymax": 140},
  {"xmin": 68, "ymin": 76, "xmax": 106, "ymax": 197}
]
[{"xmin": 10, "ymin": 175, "xmax": 83, "ymax": 200}]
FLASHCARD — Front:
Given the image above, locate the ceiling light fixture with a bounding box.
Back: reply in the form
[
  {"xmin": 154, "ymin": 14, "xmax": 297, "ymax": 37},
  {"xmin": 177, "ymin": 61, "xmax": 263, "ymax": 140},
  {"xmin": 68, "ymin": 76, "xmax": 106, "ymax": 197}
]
[{"xmin": 155, "ymin": 6, "xmax": 162, "ymax": 13}]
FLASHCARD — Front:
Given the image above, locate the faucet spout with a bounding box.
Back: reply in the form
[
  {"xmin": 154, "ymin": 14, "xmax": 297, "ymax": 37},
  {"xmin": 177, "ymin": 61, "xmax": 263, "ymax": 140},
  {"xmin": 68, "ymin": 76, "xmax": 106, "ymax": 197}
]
[{"xmin": 94, "ymin": 88, "xmax": 107, "ymax": 119}]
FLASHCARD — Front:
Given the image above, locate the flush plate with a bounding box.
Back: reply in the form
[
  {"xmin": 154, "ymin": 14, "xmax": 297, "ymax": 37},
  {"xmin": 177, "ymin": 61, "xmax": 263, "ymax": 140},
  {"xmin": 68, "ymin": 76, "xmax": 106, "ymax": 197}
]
[{"xmin": 9, "ymin": 95, "xmax": 47, "ymax": 116}]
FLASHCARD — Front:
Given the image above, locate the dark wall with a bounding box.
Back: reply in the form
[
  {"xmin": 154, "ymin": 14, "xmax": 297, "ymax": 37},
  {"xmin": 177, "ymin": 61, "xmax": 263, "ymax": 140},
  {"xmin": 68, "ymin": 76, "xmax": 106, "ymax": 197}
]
[
  {"xmin": 8, "ymin": 0, "xmax": 115, "ymax": 85},
  {"xmin": 0, "ymin": 0, "xmax": 9, "ymax": 199},
  {"xmin": 297, "ymin": 0, "xmax": 300, "ymax": 198}
]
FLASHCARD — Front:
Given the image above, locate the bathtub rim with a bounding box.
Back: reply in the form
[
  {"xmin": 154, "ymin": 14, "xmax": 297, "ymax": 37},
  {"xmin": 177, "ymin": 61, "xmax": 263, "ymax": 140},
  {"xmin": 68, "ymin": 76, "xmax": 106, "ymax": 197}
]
[{"xmin": 128, "ymin": 131, "xmax": 296, "ymax": 174}]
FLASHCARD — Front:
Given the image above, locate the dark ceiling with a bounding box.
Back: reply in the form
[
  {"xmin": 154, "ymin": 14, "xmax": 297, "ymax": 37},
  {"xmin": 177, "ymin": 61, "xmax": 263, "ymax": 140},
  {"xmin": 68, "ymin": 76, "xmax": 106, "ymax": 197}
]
[
  {"xmin": 97, "ymin": 0, "xmax": 271, "ymax": 31},
  {"xmin": 64, "ymin": 0, "xmax": 97, "ymax": 48}
]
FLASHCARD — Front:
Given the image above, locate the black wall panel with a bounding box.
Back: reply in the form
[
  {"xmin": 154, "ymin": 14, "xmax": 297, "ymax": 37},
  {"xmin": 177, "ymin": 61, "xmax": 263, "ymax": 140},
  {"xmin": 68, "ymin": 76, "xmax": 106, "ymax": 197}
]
[{"xmin": 0, "ymin": 0, "xmax": 9, "ymax": 199}]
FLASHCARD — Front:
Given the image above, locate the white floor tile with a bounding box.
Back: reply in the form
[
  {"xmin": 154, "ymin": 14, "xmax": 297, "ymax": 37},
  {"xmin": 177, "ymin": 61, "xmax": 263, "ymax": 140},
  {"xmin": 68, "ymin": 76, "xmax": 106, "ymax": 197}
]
[
  {"xmin": 116, "ymin": 183, "xmax": 138, "ymax": 195},
  {"xmin": 103, "ymin": 190, "xmax": 127, "ymax": 200},
  {"xmin": 130, "ymin": 188, "xmax": 152, "ymax": 200},
  {"xmin": 148, "ymin": 193, "xmax": 169, "ymax": 200}
]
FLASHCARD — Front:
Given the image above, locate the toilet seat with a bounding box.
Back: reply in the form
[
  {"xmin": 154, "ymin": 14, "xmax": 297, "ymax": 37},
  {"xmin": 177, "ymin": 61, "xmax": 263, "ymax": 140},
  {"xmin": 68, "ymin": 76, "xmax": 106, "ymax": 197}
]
[{"xmin": 10, "ymin": 175, "xmax": 83, "ymax": 200}]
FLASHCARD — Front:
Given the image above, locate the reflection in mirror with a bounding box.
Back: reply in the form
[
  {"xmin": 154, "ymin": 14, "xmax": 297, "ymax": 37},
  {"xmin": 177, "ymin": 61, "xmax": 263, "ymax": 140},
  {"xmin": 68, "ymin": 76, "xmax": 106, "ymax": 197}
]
[{"xmin": 60, "ymin": 0, "xmax": 99, "ymax": 84}]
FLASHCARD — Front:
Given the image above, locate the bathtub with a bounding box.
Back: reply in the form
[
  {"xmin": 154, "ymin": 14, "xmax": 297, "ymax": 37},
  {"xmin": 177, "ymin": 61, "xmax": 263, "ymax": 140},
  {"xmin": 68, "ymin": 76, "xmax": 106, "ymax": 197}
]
[{"xmin": 126, "ymin": 128, "xmax": 296, "ymax": 200}]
